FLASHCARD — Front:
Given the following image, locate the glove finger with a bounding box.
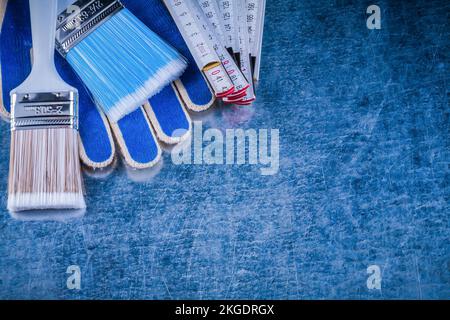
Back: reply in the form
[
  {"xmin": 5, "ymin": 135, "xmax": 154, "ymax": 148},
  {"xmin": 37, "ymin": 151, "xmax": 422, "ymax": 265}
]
[
  {"xmin": 144, "ymin": 83, "xmax": 191, "ymax": 144},
  {"xmin": 123, "ymin": 0, "xmax": 215, "ymax": 111},
  {"xmin": 0, "ymin": 0, "xmax": 115, "ymax": 169},
  {"xmin": 174, "ymin": 68, "xmax": 215, "ymax": 112},
  {"xmin": 111, "ymin": 107, "xmax": 162, "ymax": 169}
]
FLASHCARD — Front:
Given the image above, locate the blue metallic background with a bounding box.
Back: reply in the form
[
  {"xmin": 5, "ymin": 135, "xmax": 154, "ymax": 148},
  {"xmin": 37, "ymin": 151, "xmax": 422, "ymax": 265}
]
[{"xmin": 0, "ymin": 0, "xmax": 449, "ymax": 299}]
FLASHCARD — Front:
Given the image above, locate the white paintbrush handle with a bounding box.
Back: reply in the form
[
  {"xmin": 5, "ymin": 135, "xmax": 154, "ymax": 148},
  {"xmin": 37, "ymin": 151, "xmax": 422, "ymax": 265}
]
[
  {"xmin": 29, "ymin": 0, "xmax": 58, "ymax": 78},
  {"xmin": 14, "ymin": 0, "xmax": 71, "ymax": 93}
]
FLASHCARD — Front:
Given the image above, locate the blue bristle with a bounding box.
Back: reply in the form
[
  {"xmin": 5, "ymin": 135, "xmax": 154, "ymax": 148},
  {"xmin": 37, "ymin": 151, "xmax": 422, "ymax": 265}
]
[{"xmin": 66, "ymin": 8, "xmax": 187, "ymax": 122}]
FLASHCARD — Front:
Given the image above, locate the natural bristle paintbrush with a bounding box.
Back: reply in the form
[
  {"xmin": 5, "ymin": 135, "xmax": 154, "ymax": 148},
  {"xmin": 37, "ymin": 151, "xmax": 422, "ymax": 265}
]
[
  {"xmin": 56, "ymin": 0, "xmax": 187, "ymax": 122},
  {"xmin": 8, "ymin": 0, "xmax": 85, "ymax": 212}
]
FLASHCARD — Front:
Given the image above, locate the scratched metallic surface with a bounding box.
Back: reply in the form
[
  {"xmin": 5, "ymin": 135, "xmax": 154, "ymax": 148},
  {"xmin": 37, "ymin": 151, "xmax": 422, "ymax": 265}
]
[{"xmin": 0, "ymin": 0, "xmax": 449, "ymax": 299}]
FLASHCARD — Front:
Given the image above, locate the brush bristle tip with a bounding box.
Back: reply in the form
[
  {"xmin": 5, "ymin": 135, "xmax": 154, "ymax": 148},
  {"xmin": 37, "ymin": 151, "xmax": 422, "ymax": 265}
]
[
  {"xmin": 7, "ymin": 193, "xmax": 86, "ymax": 212},
  {"xmin": 8, "ymin": 128, "xmax": 85, "ymax": 213}
]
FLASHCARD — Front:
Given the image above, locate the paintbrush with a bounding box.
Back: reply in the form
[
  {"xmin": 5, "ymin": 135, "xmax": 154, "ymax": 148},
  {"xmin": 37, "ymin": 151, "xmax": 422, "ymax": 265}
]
[
  {"xmin": 8, "ymin": 0, "xmax": 85, "ymax": 212},
  {"xmin": 56, "ymin": 0, "xmax": 187, "ymax": 122}
]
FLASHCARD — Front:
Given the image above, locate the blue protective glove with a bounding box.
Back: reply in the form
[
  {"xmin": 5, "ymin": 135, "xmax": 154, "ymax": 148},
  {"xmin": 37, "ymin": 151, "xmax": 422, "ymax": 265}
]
[{"xmin": 0, "ymin": 0, "xmax": 215, "ymax": 170}]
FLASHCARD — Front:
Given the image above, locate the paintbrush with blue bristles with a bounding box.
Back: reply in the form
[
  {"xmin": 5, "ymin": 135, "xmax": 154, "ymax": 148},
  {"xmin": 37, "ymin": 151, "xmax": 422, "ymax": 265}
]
[{"xmin": 56, "ymin": 0, "xmax": 187, "ymax": 122}]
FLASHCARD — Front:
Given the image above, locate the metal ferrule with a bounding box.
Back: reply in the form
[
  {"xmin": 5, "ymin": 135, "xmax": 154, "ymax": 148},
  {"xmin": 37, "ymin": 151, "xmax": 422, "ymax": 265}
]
[
  {"xmin": 56, "ymin": 0, "xmax": 124, "ymax": 56},
  {"xmin": 10, "ymin": 91, "xmax": 78, "ymax": 131}
]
